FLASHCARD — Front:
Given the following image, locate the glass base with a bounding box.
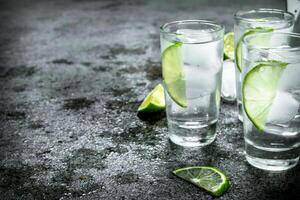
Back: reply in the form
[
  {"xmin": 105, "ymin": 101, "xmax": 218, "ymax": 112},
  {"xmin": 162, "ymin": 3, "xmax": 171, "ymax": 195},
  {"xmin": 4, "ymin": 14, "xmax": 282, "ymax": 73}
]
[
  {"xmin": 168, "ymin": 120, "xmax": 217, "ymax": 147},
  {"xmin": 169, "ymin": 133, "xmax": 216, "ymax": 147},
  {"xmin": 245, "ymin": 133, "xmax": 300, "ymax": 171},
  {"xmin": 246, "ymin": 155, "xmax": 299, "ymax": 171}
]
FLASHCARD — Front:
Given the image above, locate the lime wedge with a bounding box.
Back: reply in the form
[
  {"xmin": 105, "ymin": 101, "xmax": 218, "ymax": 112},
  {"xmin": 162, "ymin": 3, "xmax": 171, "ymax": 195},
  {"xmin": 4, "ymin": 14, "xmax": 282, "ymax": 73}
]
[
  {"xmin": 243, "ymin": 60, "xmax": 288, "ymax": 131},
  {"xmin": 138, "ymin": 84, "xmax": 165, "ymax": 112},
  {"xmin": 235, "ymin": 27, "xmax": 273, "ymax": 71},
  {"xmin": 224, "ymin": 32, "xmax": 234, "ymax": 60},
  {"xmin": 173, "ymin": 166, "xmax": 230, "ymax": 197},
  {"xmin": 162, "ymin": 42, "xmax": 187, "ymax": 107}
]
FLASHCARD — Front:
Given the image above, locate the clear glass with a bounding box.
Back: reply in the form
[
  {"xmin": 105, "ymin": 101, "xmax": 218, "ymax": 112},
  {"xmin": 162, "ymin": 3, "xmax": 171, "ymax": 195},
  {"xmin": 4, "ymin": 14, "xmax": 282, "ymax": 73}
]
[
  {"xmin": 160, "ymin": 20, "xmax": 224, "ymax": 147},
  {"xmin": 234, "ymin": 8, "xmax": 295, "ymax": 121},
  {"xmin": 242, "ymin": 32, "xmax": 300, "ymax": 171}
]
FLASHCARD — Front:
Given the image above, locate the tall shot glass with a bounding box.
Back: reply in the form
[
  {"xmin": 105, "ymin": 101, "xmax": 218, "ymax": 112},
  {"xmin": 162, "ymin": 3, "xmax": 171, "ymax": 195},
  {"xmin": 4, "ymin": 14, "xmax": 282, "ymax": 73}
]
[
  {"xmin": 241, "ymin": 32, "xmax": 300, "ymax": 171},
  {"xmin": 160, "ymin": 20, "xmax": 224, "ymax": 147},
  {"xmin": 234, "ymin": 8, "xmax": 295, "ymax": 121}
]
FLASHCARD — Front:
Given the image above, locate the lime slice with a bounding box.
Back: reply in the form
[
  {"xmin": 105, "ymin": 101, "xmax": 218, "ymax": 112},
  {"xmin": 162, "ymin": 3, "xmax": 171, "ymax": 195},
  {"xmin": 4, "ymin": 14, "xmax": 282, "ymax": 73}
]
[
  {"xmin": 162, "ymin": 42, "xmax": 187, "ymax": 107},
  {"xmin": 235, "ymin": 27, "xmax": 273, "ymax": 71},
  {"xmin": 243, "ymin": 60, "xmax": 288, "ymax": 131},
  {"xmin": 173, "ymin": 166, "xmax": 230, "ymax": 197},
  {"xmin": 138, "ymin": 84, "xmax": 165, "ymax": 112},
  {"xmin": 224, "ymin": 32, "xmax": 234, "ymax": 60}
]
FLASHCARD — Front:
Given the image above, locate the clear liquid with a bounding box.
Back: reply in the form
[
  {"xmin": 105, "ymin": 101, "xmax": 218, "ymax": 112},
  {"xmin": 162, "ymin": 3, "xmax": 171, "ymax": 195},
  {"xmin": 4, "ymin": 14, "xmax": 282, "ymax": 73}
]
[
  {"xmin": 244, "ymin": 116, "xmax": 300, "ymax": 171},
  {"xmin": 165, "ymin": 72, "xmax": 221, "ymax": 147},
  {"xmin": 243, "ymin": 60, "xmax": 300, "ymax": 171},
  {"xmin": 234, "ymin": 19, "xmax": 294, "ymax": 121},
  {"xmin": 162, "ymin": 37, "xmax": 223, "ymax": 147}
]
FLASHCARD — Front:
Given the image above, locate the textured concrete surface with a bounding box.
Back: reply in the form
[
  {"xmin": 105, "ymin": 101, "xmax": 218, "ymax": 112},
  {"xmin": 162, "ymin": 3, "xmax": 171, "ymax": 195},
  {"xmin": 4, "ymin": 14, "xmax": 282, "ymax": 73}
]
[{"xmin": 0, "ymin": 0, "xmax": 299, "ymax": 199}]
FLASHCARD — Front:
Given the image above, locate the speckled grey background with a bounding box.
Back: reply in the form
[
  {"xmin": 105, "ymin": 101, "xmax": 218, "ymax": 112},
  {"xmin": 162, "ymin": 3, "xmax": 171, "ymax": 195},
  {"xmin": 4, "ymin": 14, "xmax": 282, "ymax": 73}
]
[{"xmin": 0, "ymin": 0, "xmax": 299, "ymax": 199}]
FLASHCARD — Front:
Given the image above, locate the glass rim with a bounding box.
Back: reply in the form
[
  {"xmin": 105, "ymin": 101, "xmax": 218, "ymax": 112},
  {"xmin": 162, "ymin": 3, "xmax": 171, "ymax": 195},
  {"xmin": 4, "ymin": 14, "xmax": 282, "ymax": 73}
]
[
  {"xmin": 242, "ymin": 32, "xmax": 300, "ymax": 52},
  {"xmin": 160, "ymin": 19, "xmax": 224, "ymax": 36},
  {"xmin": 234, "ymin": 8, "xmax": 295, "ymax": 24}
]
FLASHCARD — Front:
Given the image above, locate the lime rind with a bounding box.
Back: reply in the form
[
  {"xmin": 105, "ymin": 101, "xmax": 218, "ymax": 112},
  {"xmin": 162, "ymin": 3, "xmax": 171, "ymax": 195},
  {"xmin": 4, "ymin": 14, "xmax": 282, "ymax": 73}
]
[
  {"xmin": 162, "ymin": 42, "xmax": 187, "ymax": 107},
  {"xmin": 224, "ymin": 32, "xmax": 234, "ymax": 60},
  {"xmin": 173, "ymin": 166, "xmax": 230, "ymax": 197},
  {"xmin": 242, "ymin": 60, "xmax": 288, "ymax": 131},
  {"xmin": 235, "ymin": 27, "xmax": 274, "ymax": 71},
  {"xmin": 138, "ymin": 84, "xmax": 165, "ymax": 112}
]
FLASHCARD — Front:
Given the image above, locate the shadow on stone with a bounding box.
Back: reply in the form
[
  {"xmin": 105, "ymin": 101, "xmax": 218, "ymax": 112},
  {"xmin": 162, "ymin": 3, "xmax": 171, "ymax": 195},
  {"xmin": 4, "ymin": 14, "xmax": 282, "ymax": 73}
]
[
  {"xmin": 13, "ymin": 85, "xmax": 27, "ymax": 92},
  {"xmin": 112, "ymin": 171, "xmax": 140, "ymax": 184},
  {"xmin": 63, "ymin": 98, "xmax": 95, "ymax": 110},
  {"xmin": 0, "ymin": 65, "xmax": 37, "ymax": 78},
  {"xmin": 137, "ymin": 111, "xmax": 165, "ymax": 124},
  {"xmin": 50, "ymin": 59, "xmax": 74, "ymax": 65},
  {"xmin": 0, "ymin": 166, "xmax": 69, "ymax": 199},
  {"xmin": 5, "ymin": 111, "xmax": 26, "ymax": 120},
  {"xmin": 92, "ymin": 65, "xmax": 109, "ymax": 72},
  {"xmin": 80, "ymin": 62, "xmax": 92, "ymax": 67},
  {"xmin": 100, "ymin": 1, "xmax": 123, "ymax": 10},
  {"xmin": 104, "ymin": 44, "xmax": 147, "ymax": 59}
]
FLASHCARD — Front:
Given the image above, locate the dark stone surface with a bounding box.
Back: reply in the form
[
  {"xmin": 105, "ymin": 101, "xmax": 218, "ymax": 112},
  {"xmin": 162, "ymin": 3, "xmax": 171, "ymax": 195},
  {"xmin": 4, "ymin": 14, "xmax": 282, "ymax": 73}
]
[{"xmin": 0, "ymin": 0, "xmax": 299, "ymax": 199}]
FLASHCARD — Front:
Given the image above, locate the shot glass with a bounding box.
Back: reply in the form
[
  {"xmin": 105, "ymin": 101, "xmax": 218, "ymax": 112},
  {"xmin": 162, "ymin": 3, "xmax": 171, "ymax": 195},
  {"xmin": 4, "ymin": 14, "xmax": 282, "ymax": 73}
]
[
  {"xmin": 160, "ymin": 20, "xmax": 224, "ymax": 147},
  {"xmin": 234, "ymin": 8, "xmax": 295, "ymax": 121},
  {"xmin": 241, "ymin": 32, "xmax": 300, "ymax": 171}
]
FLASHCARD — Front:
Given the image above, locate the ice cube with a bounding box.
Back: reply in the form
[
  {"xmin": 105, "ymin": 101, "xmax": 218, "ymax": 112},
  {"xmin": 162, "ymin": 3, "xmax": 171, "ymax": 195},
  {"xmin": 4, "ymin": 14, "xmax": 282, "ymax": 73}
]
[
  {"xmin": 267, "ymin": 91, "xmax": 299, "ymax": 124},
  {"xmin": 177, "ymin": 29, "xmax": 221, "ymax": 72},
  {"xmin": 278, "ymin": 63, "xmax": 300, "ymax": 90},
  {"xmin": 181, "ymin": 41, "xmax": 221, "ymax": 72},
  {"xmin": 221, "ymin": 60, "xmax": 236, "ymax": 101},
  {"xmin": 176, "ymin": 29, "xmax": 213, "ymax": 43},
  {"xmin": 184, "ymin": 64, "xmax": 216, "ymax": 99}
]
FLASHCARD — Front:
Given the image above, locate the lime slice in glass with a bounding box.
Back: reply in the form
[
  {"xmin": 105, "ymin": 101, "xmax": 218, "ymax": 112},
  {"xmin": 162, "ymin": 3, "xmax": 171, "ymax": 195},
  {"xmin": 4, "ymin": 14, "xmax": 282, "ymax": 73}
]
[
  {"xmin": 138, "ymin": 84, "xmax": 165, "ymax": 112},
  {"xmin": 224, "ymin": 32, "xmax": 234, "ymax": 60},
  {"xmin": 173, "ymin": 166, "xmax": 230, "ymax": 197},
  {"xmin": 162, "ymin": 42, "xmax": 187, "ymax": 108},
  {"xmin": 235, "ymin": 27, "xmax": 273, "ymax": 72},
  {"xmin": 242, "ymin": 60, "xmax": 288, "ymax": 131}
]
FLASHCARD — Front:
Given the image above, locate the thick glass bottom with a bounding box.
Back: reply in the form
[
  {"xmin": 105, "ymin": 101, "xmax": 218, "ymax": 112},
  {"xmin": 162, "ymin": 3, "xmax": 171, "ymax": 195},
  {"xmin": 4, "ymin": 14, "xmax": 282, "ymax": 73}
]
[
  {"xmin": 246, "ymin": 155, "xmax": 299, "ymax": 171},
  {"xmin": 168, "ymin": 120, "xmax": 217, "ymax": 147},
  {"xmin": 245, "ymin": 141, "xmax": 299, "ymax": 171}
]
